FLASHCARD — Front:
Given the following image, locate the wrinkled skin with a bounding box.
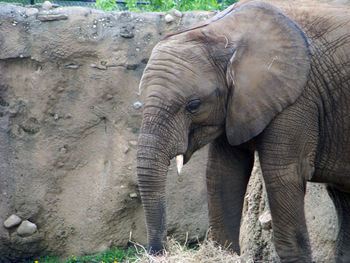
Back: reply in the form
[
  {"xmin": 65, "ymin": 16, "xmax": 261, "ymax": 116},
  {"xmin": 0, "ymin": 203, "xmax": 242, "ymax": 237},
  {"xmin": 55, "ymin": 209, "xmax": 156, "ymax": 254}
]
[{"xmin": 136, "ymin": 1, "xmax": 350, "ymax": 262}]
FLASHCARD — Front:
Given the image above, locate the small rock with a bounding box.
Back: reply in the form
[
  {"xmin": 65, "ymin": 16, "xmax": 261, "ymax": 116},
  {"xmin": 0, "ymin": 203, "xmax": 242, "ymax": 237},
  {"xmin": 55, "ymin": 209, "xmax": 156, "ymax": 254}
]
[
  {"xmin": 120, "ymin": 25, "xmax": 134, "ymax": 38},
  {"xmin": 120, "ymin": 32, "xmax": 134, "ymax": 38},
  {"xmin": 17, "ymin": 220, "xmax": 37, "ymax": 236},
  {"xmin": 64, "ymin": 64, "xmax": 80, "ymax": 69},
  {"xmin": 105, "ymin": 94, "xmax": 113, "ymax": 100},
  {"xmin": 37, "ymin": 13, "xmax": 68, "ymax": 22},
  {"xmin": 59, "ymin": 147, "xmax": 67, "ymax": 154},
  {"xmin": 21, "ymin": 117, "xmax": 40, "ymax": 134},
  {"xmin": 165, "ymin": 14, "xmax": 175, "ymax": 23},
  {"xmin": 133, "ymin": 101, "xmax": 142, "ymax": 109},
  {"xmin": 4, "ymin": 214, "xmax": 22, "ymax": 229},
  {"xmin": 129, "ymin": 193, "xmax": 138, "ymax": 198},
  {"xmin": 172, "ymin": 9, "xmax": 182, "ymax": 18},
  {"xmin": 32, "ymin": 3, "xmax": 43, "ymax": 8},
  {"xmin": 42, "ymin": 1, "xmax": 52, "ymax": 9},
  {"xmin": 90, "ymin": 63, "xmax": 107, "ymax": 70},
  {"xmin": 127, "ymin": 64, "xmax": 138, "ymax": 70},
  {"xmin": 128, "ymin": 140, "xmax": 137, "ymax": 147},
  {"xmin": 259, "ymin": 211, "xmax": 272, "ymax": 230},
  {"xmin": 124, "ymin": 146, "xmax": 130, "ymax": 154},
  {"xmin": 57, "ymin": 86, "xmax": 64, "ymax": 92},
  {"xmin": 26, "ymin": 8, "xmax": 39, "ymax": 17},
  {"xmin": 57, "ymin": 162, "xmax": 64, "ymax": 168}
]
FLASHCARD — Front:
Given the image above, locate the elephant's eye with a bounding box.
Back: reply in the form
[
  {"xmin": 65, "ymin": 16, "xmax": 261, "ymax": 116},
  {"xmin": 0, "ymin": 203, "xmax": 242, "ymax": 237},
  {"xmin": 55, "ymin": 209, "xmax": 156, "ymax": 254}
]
[{"xmin": 186, "ymin": 99, "xmax": 201, "ymax": 114}]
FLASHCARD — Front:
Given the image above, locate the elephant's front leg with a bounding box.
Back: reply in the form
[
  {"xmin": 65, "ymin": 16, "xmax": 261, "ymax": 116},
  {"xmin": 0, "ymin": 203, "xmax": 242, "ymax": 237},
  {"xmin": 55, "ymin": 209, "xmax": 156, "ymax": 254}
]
[
  {"xmin": 206, "ymin": 135, "xmax": 254, "ymax": 254},
  {"xmin": 259, "ymin": 157, "xmax": 312, "ymax": 263}
]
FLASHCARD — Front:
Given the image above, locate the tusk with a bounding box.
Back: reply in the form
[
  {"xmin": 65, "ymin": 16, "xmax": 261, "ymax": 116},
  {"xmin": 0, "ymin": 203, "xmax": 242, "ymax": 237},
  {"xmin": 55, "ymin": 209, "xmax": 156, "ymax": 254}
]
[{"xmin": 176, "ymin": 155, "xmax": 184, "ymax": 175}]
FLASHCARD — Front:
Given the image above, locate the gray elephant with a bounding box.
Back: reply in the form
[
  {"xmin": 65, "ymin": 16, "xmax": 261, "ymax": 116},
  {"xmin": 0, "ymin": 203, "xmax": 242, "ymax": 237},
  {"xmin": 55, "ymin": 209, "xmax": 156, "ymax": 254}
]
[{"xmin": 136, "ymin": 0, "xmax": 350, "ymax": 262}]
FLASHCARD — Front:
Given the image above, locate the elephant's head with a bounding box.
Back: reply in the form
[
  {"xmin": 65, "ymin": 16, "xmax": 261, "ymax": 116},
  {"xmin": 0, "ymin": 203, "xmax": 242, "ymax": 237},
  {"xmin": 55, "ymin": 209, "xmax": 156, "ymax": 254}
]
[{"xmin": 137, "ymin": 1, "xmax": 310, "ymax": 253}]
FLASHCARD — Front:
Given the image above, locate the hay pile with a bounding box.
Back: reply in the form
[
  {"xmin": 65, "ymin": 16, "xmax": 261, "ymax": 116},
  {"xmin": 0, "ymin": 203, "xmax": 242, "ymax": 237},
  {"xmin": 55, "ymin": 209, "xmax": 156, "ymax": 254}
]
[{"xmin": 131, "ymin": 237, "xmax": 253, "ymax": 263}]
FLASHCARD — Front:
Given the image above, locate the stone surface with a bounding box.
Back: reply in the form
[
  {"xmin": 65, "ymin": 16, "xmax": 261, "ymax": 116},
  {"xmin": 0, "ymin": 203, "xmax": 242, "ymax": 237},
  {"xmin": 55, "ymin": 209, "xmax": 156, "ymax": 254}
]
[
  {"xmin": 26, "ymin": 8, "xmax": 39, "ymax": 16},
  {"xmin": 37, "ymin": 12, "xmax": 68, "ymax": 21},
  {"xmin": 258, "ymin": 211, "xmax": 271, "ymax": 230},
  {"xmin": 129, "ymin": 192, "xmax": 138, "ymax": 198},
  {"xmin": 172, "ymin": 9, "xmax": 183, "ymax": 18},
  {"xmin": 3, "ymin": 214, "xmax": 22, "ymax": 229},
  {"xmin": 17, "ymin": 220, "xmax": 38, "ymax": 237},
  {"xmin": 165, "ymin": 14, "xmax": 175, "ymax": 23},
  {"xmin": 133, "ymin": 101, "xmax": 142, "ymax": 109},
  {"xmin": 42, "ymin": 1, "xmax": 53, "ymax": 10},
  {"xmin": 0, "ymin": 2, "xmax": 340, "ymax": 262},
  {"xmin": 0, "ymin": 3, "xmax": 214, "ymax": 261}
]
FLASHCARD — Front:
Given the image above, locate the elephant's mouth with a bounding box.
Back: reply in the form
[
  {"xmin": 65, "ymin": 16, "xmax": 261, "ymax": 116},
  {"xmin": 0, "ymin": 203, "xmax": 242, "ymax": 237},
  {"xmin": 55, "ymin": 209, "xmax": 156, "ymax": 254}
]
[{"xmin": 177, "ymin": 123, "xmax": 224, "ymax": 170}]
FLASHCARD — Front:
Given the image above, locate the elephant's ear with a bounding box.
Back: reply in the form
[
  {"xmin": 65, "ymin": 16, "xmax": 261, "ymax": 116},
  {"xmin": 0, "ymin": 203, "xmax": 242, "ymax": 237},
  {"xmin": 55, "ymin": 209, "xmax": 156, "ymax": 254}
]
[{"xmin": 224, "ymin": 2, "xmax": 310, "ymax": 146}]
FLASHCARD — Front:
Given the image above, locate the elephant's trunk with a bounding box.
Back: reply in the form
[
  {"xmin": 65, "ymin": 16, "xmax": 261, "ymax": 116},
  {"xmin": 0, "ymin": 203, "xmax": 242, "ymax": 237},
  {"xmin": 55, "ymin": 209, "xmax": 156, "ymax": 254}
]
[{"xmin": 137, "ymin": 131, "xmax": 171, "ymax": 253}]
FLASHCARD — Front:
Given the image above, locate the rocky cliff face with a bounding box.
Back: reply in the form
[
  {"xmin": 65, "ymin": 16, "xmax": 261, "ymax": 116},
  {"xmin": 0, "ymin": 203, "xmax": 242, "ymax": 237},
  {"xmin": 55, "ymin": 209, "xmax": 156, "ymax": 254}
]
[
  {"xmin": 0, "ymin": 4, "xmax": 213, "ymax": 261},
  {"xmin": 0, "ymin": 3, "xmax": 337, "ymax": 262}
]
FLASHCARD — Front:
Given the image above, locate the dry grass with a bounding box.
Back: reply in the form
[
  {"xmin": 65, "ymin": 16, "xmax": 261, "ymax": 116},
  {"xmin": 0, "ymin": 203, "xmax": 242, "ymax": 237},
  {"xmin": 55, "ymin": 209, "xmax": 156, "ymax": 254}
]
[{"xmin": 130, "ymin": 234, "xmax": 253, "ymax": 263}]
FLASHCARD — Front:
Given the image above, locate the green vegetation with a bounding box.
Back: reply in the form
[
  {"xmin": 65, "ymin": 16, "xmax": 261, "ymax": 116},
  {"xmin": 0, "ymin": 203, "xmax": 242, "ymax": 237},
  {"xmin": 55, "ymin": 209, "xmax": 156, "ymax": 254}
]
[
  {"xmin": 30, "ymin": 246, "xmax": 138, "ymax": 263},
  {"xmin": 29, "ymin": 237, "xmax": 244, "ymax": 262},
  {"xmin": 95, "ymin": 0, "xmax": 238, "ymax": 12}
]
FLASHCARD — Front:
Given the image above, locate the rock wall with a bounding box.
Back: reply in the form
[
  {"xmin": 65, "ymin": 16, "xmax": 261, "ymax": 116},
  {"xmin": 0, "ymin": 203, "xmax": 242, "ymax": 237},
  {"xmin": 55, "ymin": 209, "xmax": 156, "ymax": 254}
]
[
  {"xmin": 0, "ymin": 3, "xmax": 337, "ymax": 262},
  {"xmin": 0, "ymin": 4, "xmax": 214, "ymax": 261}
]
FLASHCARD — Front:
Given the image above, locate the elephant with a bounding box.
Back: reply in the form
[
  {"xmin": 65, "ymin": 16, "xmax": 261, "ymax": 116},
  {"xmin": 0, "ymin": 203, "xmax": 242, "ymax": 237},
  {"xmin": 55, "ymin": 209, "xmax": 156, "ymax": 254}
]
[{"xmin": 136, "ymin": 0, "xmax": 350, "ymax": 262}]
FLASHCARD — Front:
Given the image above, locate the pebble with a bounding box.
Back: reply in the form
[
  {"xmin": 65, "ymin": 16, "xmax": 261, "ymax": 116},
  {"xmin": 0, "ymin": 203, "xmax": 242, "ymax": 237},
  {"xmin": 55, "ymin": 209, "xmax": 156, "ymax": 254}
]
[
  {"xmin": 90, "ymin": 63, "xmax": 107, "ymax": 70},
  {"xmin": 165, "ymin": 14, "xmax": 175, "ymax": 23},
  {"xmin": 59, "ymin": 147, "xmax": 67, "ymax": 154},
  {"xmin": 126, "ymin": 64, "xmax": 138, "ymax": 70},
  {"xmin": 124, "ymin": 146, "xmax": 130, "ymax": 154},
  {"xmin": 128, "ymin": 140, "xmax": 137, "ymax": 147},
  {"xmin": 17, "ymin": 220, "xmax": 37, "ymax": 236},
  {"xmin": 42, "ymin": 1, "xmax": 52, "ymax": 9},
  {"xmin": 129, "ymin": 193, "xmax": 137, "ymax": 198},
  {"xmin": 106, "ymin": 94, "xmax": 113, "ymax": 100},
  {"xmin": 172, "ymin": 9, "xmax": 182, "ymax": 18},
  {"xmin": 26, "ymin": 8, "xmax": 39, "ymax": 17},
  {"xmin": 57, "ymin": 162, "xmax": 64, "ymax": 168},
  {"xmin": 133, "ymin": 101, "xmax": 142, "ymax": 109},
  {"xmin": 64, "ymin": 64, "xmax": 80, "ymax": 69},
  {"xmin": 57, "ymin": 86, "xmax": 64, "ymax": 92},
  {"xmin": 4, "ymin": 214, "xmax": 22, "ymax": 229},
  {"xmin": 37, "ymin": 13, "xmax": 68, "ymax": 22},
  {"xmin": 259, "ymin": 211, "xmax": 272, "ymax": 230}
]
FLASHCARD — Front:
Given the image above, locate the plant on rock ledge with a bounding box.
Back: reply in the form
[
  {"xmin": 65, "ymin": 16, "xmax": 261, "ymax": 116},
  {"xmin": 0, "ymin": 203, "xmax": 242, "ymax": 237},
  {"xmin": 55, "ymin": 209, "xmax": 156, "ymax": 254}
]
[{"xmin": 96, "ymin": 0, "xmax": 238, "ymax": 11}]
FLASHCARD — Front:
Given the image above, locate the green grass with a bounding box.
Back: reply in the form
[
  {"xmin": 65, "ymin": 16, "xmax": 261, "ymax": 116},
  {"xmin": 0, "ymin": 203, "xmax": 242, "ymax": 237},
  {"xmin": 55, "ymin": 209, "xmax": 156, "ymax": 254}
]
[
  {"xmin": 30, "ymin": 246, "xmax": 138, "ymax": 263},
  {"xmin": 95, "ymin": 0, "xmax": 238, "ymax": 12}
]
